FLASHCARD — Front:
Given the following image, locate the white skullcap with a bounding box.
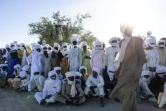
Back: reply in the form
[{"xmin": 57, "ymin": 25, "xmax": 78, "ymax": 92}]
[
  {"xmin": 145, "ymin": 38, "xmax": 155, "ymax": 46},
  {"xmin": 14, "ymin": 64, "xmax": 21, "ymax": 69},
  {"xmin": 141, "ymin": 71, "xmax": 150, "ymax": 77},
  {"xmin": 5, "ymin": 44, "xmax": 10, "ymax": 49},
  {"xmin": 107, "ymin": 65, "xmax": 116, "ymax": 72},
  {"xmin": 75, "ymin": 72, "xmax": 82, "ymax": 77},
  {"xmin": 48, "ymin": 70, "xmax": 56, "ymax": 78},
  {"xmin": 79, "ymin": 66, "xmax": 87, "ymax": 71},
  {"xmin": 147, "ymin": 31, "xmax": 152, "ymax": 36},
  {"xmin": 120, "ymin": 22, "xmax": 134, "ymax": 35},
  {"xmin": 92, "ymin": 67, "xmax": 100, "ymax": 75},
  {"xmin": 35, "ymin": 44, "xmax": 41, "ymax": 49},
  {"xmin": 54, "ymin": 67, "xmax": 61, "ymax": 71},
  {"xmin": 53, "ymin": 42, "xmax": 60, "ymax": 48},
  {"xmin": 65, "ymin": 72, "xmax": 75, "ymax": 78},
  {"xmin": 81, "ymin": 41, "xmax": 87, "ymax": 47},
  {"xmin": 22, "ymin": 65, "xmax": 30, "ymax": 71},
  {"xmin": 156, "ymin": 65, "xmax": 166, "ymax": 73},
  {"xmin": 108, "ymin": 37, "xmax": 118, "ymax": 45},
  {"xmin": 19, "ymin": 71, "xmax": 28, "ymax": 78}
]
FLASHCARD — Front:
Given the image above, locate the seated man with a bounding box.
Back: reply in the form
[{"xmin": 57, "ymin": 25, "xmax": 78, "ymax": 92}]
[
  {"xmin": 139, "ymin": 71, "xmax": 157, "ymax": 102},
  {"xmin": 84, "ymin": 67, "xmax": 105, "ymax": 107},
  {"xmin": 62, "ymin": 72, "xmax": 86, "ymax": 106},
  {"xmin": 54, "ymin": 67, "xmax": 64, "ymax": 81},
  {"xmin": 23, "ymin": 69, "xmax": 45, "ymax": 92},
  {"xmin": 79, "ymin": 66, "xmax": 89, "ymax": 88},
  {"xmin": 0, "ymin": 64, "xmax": 7, "ymax": 87},
  {"xmin": 35, "ymin": 70, "xmax": 65, "ymax": 107},
  {"xmin": 148, "ymin": 65, "xmax": 166, "ymax": 98},
  {"xmin": 156, "ymin": 75, "xmax": 166, "ymax": 108}
]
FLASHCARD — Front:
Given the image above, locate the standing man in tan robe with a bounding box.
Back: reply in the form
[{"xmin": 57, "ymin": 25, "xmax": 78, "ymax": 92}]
[{"xmin": 110, "ymin": 23, "xmax": 146, "ymax": 111}]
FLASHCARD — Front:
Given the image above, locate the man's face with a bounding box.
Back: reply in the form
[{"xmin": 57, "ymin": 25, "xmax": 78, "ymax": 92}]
[
  {"xmin": 83, "ymin": 46, "xmax": 87, "ymax": 51},
  {"xmin": 72, "ymin": 41, "xmax": 77, "ymax": 45},
  {"xmin": 50, "ymin": 75, "xmax": 56, "ymax": 80},
  {"xmin": 43, "ymin": 47, "xmax": 47, "ymax": 51},
  {"xmin": 80, "ymin": 69, "xmax": 86, "ymax": 75},
  {"xmin": 43, "ymin": 51, "xmax": 48, "ymax": 56},
  {"xmin": 2, "ymin": 66, "xmax": 7, "ymax": 71},
  {"xmin": 56, "ymin": 70, "xmax": 61, "ymax": 75},
  {"xmin": 92, "ymin": 71, "xmax": 98, "ymax": 78},
  {"xmin": 36, "ymin": 48, "xmax": 41, "ymax": 52},
  {"xmin": 125, "ymin": 28, "xmax": 132, "ymax": 36},
  {"xmin": 6, "ymin": 48, "xmax": 10, "ymax": 52},
  {"xmin": 54, "ymin": 47, "xmax": 58, "ymax": 50},
  {"xmin": 68, "ymin": 76, "xmax": 74, "ymax": 81},
  {"xmin": 159, "ymin": 42, "xmax": 165, "ymax": 46}
]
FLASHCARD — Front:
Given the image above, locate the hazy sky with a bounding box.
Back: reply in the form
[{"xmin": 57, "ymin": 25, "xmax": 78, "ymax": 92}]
[{"xmin": 1, "ymin": 0, "xmax": 166, "ymax": 47}]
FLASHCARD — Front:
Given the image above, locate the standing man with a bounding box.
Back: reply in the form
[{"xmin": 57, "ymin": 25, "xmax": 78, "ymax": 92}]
[
  {"xmin": 69, "ymin": 36, "xmax": 82, "ymax": 71},
  {"xmin": 157, "ymin": 40, "xmax": 166, "ymax": 66},
  {"xmin": 110, "ymin": 23, "xmax": 146, "ymax": 111}
]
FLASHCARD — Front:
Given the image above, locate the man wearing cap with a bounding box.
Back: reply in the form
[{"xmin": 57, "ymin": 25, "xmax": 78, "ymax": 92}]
[
  {"xmin": 62, "ymin": 71, "xmax": 86, "ymax": 105},
  {"xmin": 110, "ymin": 23, "xmax": 146, "ymax": 111}
]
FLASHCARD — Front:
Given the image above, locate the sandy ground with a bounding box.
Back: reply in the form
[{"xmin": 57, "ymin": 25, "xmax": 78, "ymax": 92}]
[{"xmin": 0, "ymin": 88, "xmax": 165, "ymax": 111}]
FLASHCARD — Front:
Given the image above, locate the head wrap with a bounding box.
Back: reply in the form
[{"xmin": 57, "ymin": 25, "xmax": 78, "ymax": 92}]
[
  {"xmin": 147, "ymin": 31, "xmax": 152, "ymax": 36},
  {"xmin": 22, "ymin": 65, "xmax": 30, "ymax": 72},
  {"xmin": 158, "ymin": 40, "xmax": 165, "ymax": 48},
  {"xmin": 14, "ymin": 64, "xmax": 21, "ymax": 70},
  {"xmin": 54, "ymin": 67, "xmax": 61, "ymax": 71},
  {"xmin": 10, "ymin": 43, "xmax": 16, "ymax": 50},
  {"xmin": 81, "ymin": 41, "xmax": 87, "ymax": 48},
  {"xmin": 109, "ymin": 37, "xmax": 118, "ymax": 47},
  {"xmin": 43, "ymin": 44, "xmax": 49, "ymax": 51},
  {"xmin": 92, "ymin": 67, "xmax": 100, "ymax": 75},
  {"xmin": 71, "ymin": 36, "xmax": 79, "ymax": 48},
  {"xmin": 94, "ymin": 40, "xmax": 102, "ymax": 50},
  {"xmin": 53, "ymin": 42, "xmax": 60, "ymax": 53},
  {"xmin": 75, "ymin": 72, "xmax": 82, "ymax": 77},
  {"xmin": 48, "ymin": 70, "xmax": 57, "ymax": 79},
  {"xmin": 5, "ymin": 44, "xmax": 10, "ymax": 49},
  {"xmin": 79, "ymin": 66, "xmax": 87, "ymax": 72},
  {"xmin": 156, "ymin": 65, "xmax": 166, "ymax": 74},
  {"xmin": 145, "ymin": 38, "xmax": 155, "ymax": 48}
]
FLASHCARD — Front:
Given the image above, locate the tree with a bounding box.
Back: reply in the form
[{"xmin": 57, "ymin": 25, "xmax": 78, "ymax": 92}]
[{"xmin": 28, "ymin": 11, "xmax": 97, "ymax": 47}]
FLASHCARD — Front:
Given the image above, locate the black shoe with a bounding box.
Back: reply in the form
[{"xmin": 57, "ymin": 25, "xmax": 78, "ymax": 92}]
[
  {"xmin": 100, "ymin": 97, "xmax": 104, "ymax": 107},
  {"xmin": 40, "ymin": 99, "xmax": 46, "ymax": 105},
  {"xmin": 46, "ymin": 102, "xmax": 50, "ymax": 107},
  {"xmin": 114, "ymin": 98, "xmax": 120, "ymax": 103}
]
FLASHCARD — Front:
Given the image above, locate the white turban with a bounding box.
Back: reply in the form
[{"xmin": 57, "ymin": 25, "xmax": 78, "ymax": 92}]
[
  {"xmin": 109, "ymin": 37, "xmax": 118, "ymax": 46},
  {"xmin": 141, "ymin": 71, "xmax": 150, "ymax": 77},
  {"xmin": 22, "ymin": 65, "xmax": 30, "ymax": 71},
  {"xmin": 71, "ymin": 36, "xmax": 79, "ymax": 47},
  {"xmin": 65, "ymin": 72, "xmax": 75, "ymax": 78},
  {"xmin": 158, "ymin": 40, "xmax": 165, "ymax": 47},
  {"xmin": 19, "ymin": 71, "xmax": 28, "ymax": 78},
  {"xmin": 147, "ymin": 31, "xmax": 152, "ymax": 36},
  {"xmin": 35, "ymin": 44, "xmax": 42, "ymax": 50},
  {"xmin": 94, "ymin": 40, "xmax": 102, "ymax": 50},
  {"xmin": 156, "ymin": 65, "xmax": 166, "ymax": 74},
  {"xmin": 14, "ymin": 64, "xmax": 21, "ymax": 70},
  {"xmin": 81, "ymin": 41, "xmax": 87, "ymax": 48},
  {"xmin": 53, "ymin": 42, "xmax": 60, "ymax": 53},
  {"xmin": 79, "ymin": 66, "xmax": 87, "ymax": 72},
  {"xmin": 54, "ymin": 67, "xmax": 61, "ymax": 71},
  {"xmin": 145, "ymin": 38, "xmax": 155, "ymax": 47},
  {"xmin": 43, "ymin": 44, "xmax": 49, "ymax": 51},
  {"xmin": 75, "ymin": 72, "xmax": 82, "ymax": 77},
  {"xmin": 92, "ymin": 67, "xmax": 100, "ymax": 75},
  {"xmin": 5, "ymin": 44, "xmax": 10, "ymax": 49},
  {"xmin": 62, "ymin": 43, "xmax": 68, "ymax": 47},
  {"xmin": 48, "ymin": 70, "xmax": 56, "ymax": 78}
]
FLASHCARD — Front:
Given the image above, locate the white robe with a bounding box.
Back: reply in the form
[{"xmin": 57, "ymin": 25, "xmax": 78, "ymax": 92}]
[
  {"xmin": 35, "ymin": 79, "xmax": 61, "ymax": 104},
  {"xmin": 105, "ymin": 46, "xmax": 120, "ymax": 70},
  {"xmin": 158, "ymin": 84, "xmax": 166, "ymax": 108},
  {"xmin": 69, "ymin": 48, "xmax": 82, "ymax": 71},
  {"xmin": 84, "ymin": 75, "xmax": 104, "ymax": 96}
]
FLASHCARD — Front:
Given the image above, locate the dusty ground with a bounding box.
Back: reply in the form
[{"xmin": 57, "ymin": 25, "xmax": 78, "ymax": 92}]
[{"xmin": 0, "ymin": 88, "xmax": 165, "ymax": 111}]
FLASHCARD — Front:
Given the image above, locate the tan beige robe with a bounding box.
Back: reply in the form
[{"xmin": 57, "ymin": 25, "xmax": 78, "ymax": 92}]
[{"xmin": 110, "ymin": 36, "xmax": 146, "ymax": 111}]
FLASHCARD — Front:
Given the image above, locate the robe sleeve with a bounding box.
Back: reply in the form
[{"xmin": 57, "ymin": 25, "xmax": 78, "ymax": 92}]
[
  {"xmin": 97, "ymin": 76, "xmax": 105, "ymax": 87},
  {"xmin": 102, "ymin": 51, "xmax": 106, "ymax": 69},
  {"xmin": 105, "ymin": 48, "xmax": 108, "ymax": 66},
  {"xmin": 85, "ymin": 76, "xmax": 92, "ymax": 88},
  {"xmin": 42, "ymin": 82, "xmax": 48, "ymax": 99},
  {"xmin": 76, "ymin": 83, "xmax": 85, "ymax": 97},
  {"xmin": 78, "ymin": 49, "xmax": 82, "ymax": 68}
]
